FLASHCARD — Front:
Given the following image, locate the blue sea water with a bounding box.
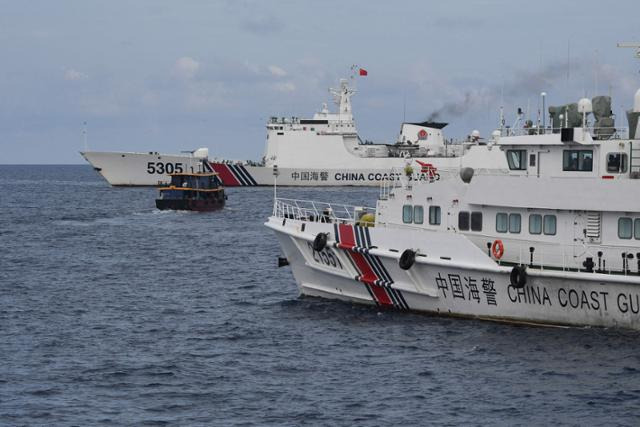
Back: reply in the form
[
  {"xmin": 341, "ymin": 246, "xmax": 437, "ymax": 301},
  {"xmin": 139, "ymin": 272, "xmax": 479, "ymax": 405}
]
[{"xmin": 1, "ymin": 165, "xmax": 640, "ymax": 426}]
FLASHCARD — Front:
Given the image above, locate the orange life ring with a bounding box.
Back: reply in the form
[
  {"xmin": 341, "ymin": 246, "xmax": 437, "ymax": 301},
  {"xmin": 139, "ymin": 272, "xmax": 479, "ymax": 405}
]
[{"xmin": 491, "ymin": 239, "xmax": 504, "ymax": 259}]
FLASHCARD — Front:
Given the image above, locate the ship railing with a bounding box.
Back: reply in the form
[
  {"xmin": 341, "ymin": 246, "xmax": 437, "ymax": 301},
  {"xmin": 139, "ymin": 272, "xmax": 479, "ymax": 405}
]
[
  {"xmin": 476, "ymin": 235, "xmax": 639, "ymax": 275},
  {"xmin": 501, "ymin": 126, "xmax": 629, "ymax": 139},
  {"xmin": 273, "ymin": 198, "xmax": 375, "ymax": 225}
]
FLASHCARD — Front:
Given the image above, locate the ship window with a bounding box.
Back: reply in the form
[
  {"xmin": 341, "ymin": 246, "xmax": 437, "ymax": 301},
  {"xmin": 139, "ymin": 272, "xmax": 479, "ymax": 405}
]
[
  {"xmin": 458, "ymin": 211, "xmax": 470, "ymax": 231},
  {"xmin": 496, "ymin": 213, "xmax": 508, "ymax": 233},
  {"xmin": 506, "ymin": 150, "xmax": 527, "ymax": 170},
  {"xmin": 529, "ymin": 154, "xmax": 536, "ymax": 167},
  {"xmin": 414, "ymin": 206, "xmax": 424, "ymax": 224},
  {"xmin": 529, "ymin": 214, "xmax": 542, "ymax": 234},
  {"xmin": 606, "ymin": 153, "xmax": 628, "ymax": 173},
  {"xmin": 509, "ymin": 214, "xmax": 521, "ymax": 233},
  {"xmin": 563, "ymin": 150, "xmax": 593, "ymax": 172},
  {"xmin": 429, "ymin": 206, "xmax": 441, "ymax": 225},
  {"xmin": 619, "ymin": 217, "xmax": 632, "ymax": 239},
  {"xmin": 543, "ymin": 215, "xmax": 557, "ymax": 236},
  {"xmin": 402, "ymin": 205, "xmax": 413, "ymax": 223},
  {"xmin": 635, "ymin": 219, "xmax": 640, "ymax": 240},
  {"xmin": 471, "ymin": 212, "xmax": 483, "ymax": 232}
]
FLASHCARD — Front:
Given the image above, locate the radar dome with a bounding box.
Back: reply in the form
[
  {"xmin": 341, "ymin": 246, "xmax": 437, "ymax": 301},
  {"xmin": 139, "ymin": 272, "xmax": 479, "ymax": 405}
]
[
  {"xmin": 193, "ymin": 148, "xmax": 209, "ymax": 158},
  {"xmin": 578, "ymin": 98, "xmax": 593, "ymax": 114},
  {"xmin": 491, "ymin": 130, "xmax": 501, "ymax": 141},
  {"xmin": 471, "ymin": 130, "xmax": 480, "ymax": 138}
]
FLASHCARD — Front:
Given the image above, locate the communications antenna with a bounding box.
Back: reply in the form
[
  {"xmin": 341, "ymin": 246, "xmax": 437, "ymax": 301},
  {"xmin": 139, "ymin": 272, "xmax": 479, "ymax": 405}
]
[
  {"xmin": 618, "ymin": 42, "xmax": 640, "ymax": 72},
  {"xmin": 83, "ymin": 121, "xmax": 88, "ymax": 151},
  {"xmin": 617, "ymin": 42, "xmax": 640, "ymax": 58}
]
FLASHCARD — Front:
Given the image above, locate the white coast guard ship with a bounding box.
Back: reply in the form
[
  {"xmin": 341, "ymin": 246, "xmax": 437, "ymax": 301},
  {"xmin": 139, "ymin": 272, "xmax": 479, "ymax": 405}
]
[
  {"xmin": 80, "ymin": 148, "xmax": 211, "ymax": 186},
  {"xmin": 267, "ymin": 87, "xmax": 640, "ymax": 330},
  {"xmin": 80, "ymin": 77, "xmax": 507, "ymax": 187},
  {"xmin": 212, "ymin": 78, "xmax": 507, "ymax": 186}
]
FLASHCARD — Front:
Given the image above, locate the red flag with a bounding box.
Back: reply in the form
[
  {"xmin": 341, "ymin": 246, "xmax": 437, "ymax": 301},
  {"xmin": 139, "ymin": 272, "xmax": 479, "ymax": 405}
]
[{"xmin": 359, "ymin": 68, "xmax": 368, "ymax": 76}]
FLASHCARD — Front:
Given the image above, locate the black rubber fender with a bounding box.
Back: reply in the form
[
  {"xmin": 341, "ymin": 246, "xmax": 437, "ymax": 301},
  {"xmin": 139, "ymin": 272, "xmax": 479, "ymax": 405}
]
[
  {"xmin": 399, "ymin": 249, "xmax": 416, "ymax": 270},
  {"xmin": 510, "ymin": 265, "xmax": 527, "ymax": 289},
  {"xmin": 312, "ymin": 233, "xmax": 328, "ymax": 252}
]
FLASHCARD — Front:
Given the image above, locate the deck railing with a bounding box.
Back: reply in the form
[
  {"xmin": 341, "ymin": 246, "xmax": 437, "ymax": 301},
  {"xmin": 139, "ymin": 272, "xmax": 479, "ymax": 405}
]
[
  {"xmin": 273, "ymin": 198, "xmax": 376, "ymax": 224},
  {"xmin": 500, "ymin": 126, "xmax": 629, "ymax": 139}
]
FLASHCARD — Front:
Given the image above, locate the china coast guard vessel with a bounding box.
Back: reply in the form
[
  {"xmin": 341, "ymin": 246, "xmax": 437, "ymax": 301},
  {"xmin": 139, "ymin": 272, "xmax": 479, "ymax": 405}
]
[
  {"xmin": 80, "ymin": 76, "xmax": 508, "ymax": 187},
  {"xmin": 267, "ymin": 86, "xmax": 640, "ymax": 330},
  {"xmin": 212, "ymin": 78, "xmax": 508, "ymax": 186}
]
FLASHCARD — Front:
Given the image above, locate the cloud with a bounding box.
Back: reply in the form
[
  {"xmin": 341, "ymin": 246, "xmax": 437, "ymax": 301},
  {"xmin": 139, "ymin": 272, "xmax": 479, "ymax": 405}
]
[
  {"xmin": 64, "ymin": 69, "xmax": 88, "ymax": 81},
  {"xmin": 274, "ymin": 82, "xmax": 295, "ymax": 92},
  {"xmin": 174, "ymin": 56, "xmax": 200, "ymax": 80},
  {"xmin": 241, "ymin": 15, "xmax": 283, "ymax": 35},
  {"xmin": 268, "ymin": 65, "xmax": 287, "ymax": 77}
]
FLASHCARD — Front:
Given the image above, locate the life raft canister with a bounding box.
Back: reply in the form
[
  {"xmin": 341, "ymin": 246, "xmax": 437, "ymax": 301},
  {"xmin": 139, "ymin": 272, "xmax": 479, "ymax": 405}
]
[
  {"xmin": 491, "ymin": 239, "xmax": 504, "ymax": 259},
  {"xmin": 312, "ymin": 233, "xmax": 328, "ymax": 252},
  {"xmin": 510, "ymin": 265, "xmax": 527, "ymax": 289},
  {"xmin": 399, "ymin": 249, "xmax": 416, "ymax": 270}
]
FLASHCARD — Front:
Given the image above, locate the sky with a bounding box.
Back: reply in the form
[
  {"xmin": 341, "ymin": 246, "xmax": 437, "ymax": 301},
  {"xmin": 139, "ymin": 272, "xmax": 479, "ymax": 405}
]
[{"xmin": 0, "ymin": 0, "xmax": 639, "ymax": 164}]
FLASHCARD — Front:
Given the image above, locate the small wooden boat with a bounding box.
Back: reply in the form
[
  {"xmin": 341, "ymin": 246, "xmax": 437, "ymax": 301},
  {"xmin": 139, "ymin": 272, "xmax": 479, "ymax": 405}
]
[{"xmin": 155, "ymin": 171, "xmax": 226, "ymax": 211}]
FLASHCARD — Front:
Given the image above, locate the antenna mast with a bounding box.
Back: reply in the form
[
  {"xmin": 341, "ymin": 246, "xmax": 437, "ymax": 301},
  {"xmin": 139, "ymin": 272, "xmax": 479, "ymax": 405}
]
[
  {"xmin": 617, "ymin": 42, "xmax": 640, "ymax": 72},
  {"xmin": 617, "ymin": 42, "xmax": 640, "ymax": 58},
  {"xmin": 83, "ymin": 121, "xmax": 88, "ymax": 151}
]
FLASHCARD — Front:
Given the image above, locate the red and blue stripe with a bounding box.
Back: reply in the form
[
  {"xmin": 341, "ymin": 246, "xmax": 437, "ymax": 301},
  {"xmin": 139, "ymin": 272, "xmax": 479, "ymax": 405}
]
[{"xmin": 334, "ymin": 223, "xmax": 409, "ymax": 310}]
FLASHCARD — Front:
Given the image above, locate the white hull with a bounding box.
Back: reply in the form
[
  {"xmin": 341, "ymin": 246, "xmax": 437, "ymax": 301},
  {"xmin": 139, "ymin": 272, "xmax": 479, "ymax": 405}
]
[
  {"xmin": 80, "ymin": 151, "xmax": 208, "ymax": 186},
  {"xmin": 212, "ymin": 146, "xmax": 506, "ymax": 186},
  {"xmin": 267, "ymin": 217, "xmax": 640, "ymax": 330},
  {"xmin": 81, "ymin": 149, "xmax": 505, "ymax": 187}
]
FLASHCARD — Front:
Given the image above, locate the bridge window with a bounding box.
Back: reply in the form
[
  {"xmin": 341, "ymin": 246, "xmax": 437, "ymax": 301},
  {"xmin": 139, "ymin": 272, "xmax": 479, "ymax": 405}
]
[
  {"xmin": 509, "ymin": 214, "xmax": 521, "ymax": 233},
  {"xmin": 563, "ymin": 150, "xmax": 593, "ymax": 172},
  {"xmin": 496, "ymin": 213, "xmax": 508, "ymax": 233},
  {"xmin": 619, "ymin": 217, "xmax": 632, "ymax": 239},
  {"xmin": 471, "ymin": 212, "xmax": 483, "ymax": 232},
  {"xmin": 635, "ymin": 219, "xmax": 640, "ymax": 240},
  {"xmin": 402, "ymin": 205, "xmax": 413, "ymax": 223},
  {"xmin": 506, "ymin": 150, "xmax": 527, "ymax": 170},
  {"xmin": 543, "ymin": 215, "xmax": 557, "ymax": 235},
  {"xmin": 607, "ymin": 153, "xmax": 628, "ymax": 173},
  {"xmin": 413, "ymin": 206, "xmax": 424, "ymax": 224},
  {"xmin": 458, "ymin": 211, "xmax": 470, "ymax": 231},
  {"xmin": 529, "ymin": 214, "xmax": 542, "ymax": 234}
]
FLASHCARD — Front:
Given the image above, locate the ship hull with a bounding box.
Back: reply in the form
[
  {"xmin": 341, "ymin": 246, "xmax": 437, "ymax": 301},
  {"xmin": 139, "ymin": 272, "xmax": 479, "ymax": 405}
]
[
  {"xmin": 81, "ymin": 151, "xmax": 208, "ymax": 186},
  {"xmin": 155, "ymin": 198, "xmax": 225, "ymax": 211},
  {"xmin": 266, "ymin": 216, "xmax": 640, "ymax": 330},
  {"xmin": 81, "ymin": 144, "xmax": 506, "ymax": 187},
  {"xmin": 212, "ymin": 145, "xmax": 507, "ymax": 186}
]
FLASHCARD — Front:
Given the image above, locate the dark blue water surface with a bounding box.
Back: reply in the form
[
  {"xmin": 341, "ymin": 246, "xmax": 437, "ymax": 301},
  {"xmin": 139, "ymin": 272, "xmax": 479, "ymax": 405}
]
[{"xmin": 2, "ymin": 165, "xmax": 640, "ymax": 426}]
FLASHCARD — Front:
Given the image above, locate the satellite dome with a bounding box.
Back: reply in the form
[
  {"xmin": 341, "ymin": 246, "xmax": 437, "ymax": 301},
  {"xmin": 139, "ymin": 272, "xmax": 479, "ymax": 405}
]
[
  {"xmin": 578, "ymin": 98, "xmax": 593, "ymax": 114},
  {"xmin": 471, "ymin": 130, "xmax": 481, "ymax": 138},
  {"xmin": 193, "ymin": 148, "xmax": 209, "ymax": 158},
  {"xmin": 491, "ymin": 130, "xmax": 501, "ymax": 141}
]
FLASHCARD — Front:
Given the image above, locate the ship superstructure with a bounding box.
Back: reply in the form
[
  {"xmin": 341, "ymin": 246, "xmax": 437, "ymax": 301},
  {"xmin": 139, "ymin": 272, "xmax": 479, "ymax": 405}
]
[{"xmin": 211, "ymin": 78, "xmax": 508, "ymax": 186}]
